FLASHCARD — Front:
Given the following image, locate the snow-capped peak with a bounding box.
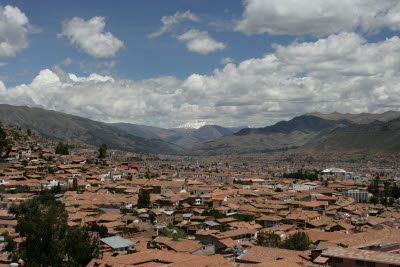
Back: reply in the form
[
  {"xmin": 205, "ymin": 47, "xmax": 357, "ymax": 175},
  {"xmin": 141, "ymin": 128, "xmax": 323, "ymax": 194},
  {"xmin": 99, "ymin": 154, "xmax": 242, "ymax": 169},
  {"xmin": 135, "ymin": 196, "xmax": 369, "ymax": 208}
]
[{"xmin": 177, "ymin": 121, "xmax": 209, "ymax": 129}]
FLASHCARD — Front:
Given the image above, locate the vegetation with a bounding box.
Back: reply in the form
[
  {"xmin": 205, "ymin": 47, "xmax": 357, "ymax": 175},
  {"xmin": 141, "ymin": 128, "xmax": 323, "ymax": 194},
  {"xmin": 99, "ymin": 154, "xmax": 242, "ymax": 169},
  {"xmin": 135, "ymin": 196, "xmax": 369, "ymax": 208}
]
[
  {"xmin": 138, "ymin": 189, "xmax": 151, "ymax": 208},
  {"xmin": 280, "ymin": 232, "xmax": 312, "ymax": 251},
  {"xmin": 202, "ymin": 209, "xmax": 226, "ymax": 219},
  {"xmin": 255, "ymin": 231, "xmax": 312, "ymax": 251},
  {"xmin": 219, "ymin": 223, "xmax": 229, "ymax": 232},
  {"xmin": 145, "ymin": 170, "xmax": 160, "ymax": 179},
  {"xmin": 159, "ymin": 224, "xmax": 187, "ymax": 240},
  {"xmin": 55, "ymin": 142, "xmax": 70, "ymax": 155},
  {"xmin": 256, "ymin": 231, "xmax": 281, "ymax": 248},
  {"xmin": 9, "ymin": 193, "xmax": 99, "ymax": 266},
  {"xmin": 282, "ymin": 170, "xmax": 319, "ymax": 181},
  {"xmin": 0, "ymin": 123, "xmax": 12, "ymax": 159},
  {"xmin": 233, "ymin": 213, "xmax": 254, "ymax": 222},
  {"xmin": 233, "ymin": 180, "xmax": 252, "ymax": 185},
  {"xmin": 98, "ymin": 143, "xmax": 108, "ymax": 159},
  {"xmin": 368, "ymin": 175, "xmax": 400, "ymax": 206},
  {"xmin": 70, "ymin": 178, "xmax": 78, "ymax": 191},
  {"xmin": 90, "ymin": 224, "xmax": 108, "ymax": 238}
]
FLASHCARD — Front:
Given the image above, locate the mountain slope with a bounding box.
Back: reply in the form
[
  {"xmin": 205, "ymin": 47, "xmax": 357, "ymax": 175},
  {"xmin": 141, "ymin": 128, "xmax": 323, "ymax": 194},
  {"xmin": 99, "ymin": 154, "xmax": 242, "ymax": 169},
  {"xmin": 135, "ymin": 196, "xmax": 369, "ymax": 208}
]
[
  {"xmin": 307, "ymin": 111, "xmax": 400, "ymax": 124},
  {"xmin": 305, "ymin": 118, "xmax": 400, "ymax": 153},
  {"xmin": 0, "ymin": 105, "xmax": 181, "ymax": 154},
  {"xmin": 112, "ymin": 123, "xmax": 245, "ymax": 148},
  {"xmin": 187, "ymin": 115, "xmax": 351, "ymax": 155}
]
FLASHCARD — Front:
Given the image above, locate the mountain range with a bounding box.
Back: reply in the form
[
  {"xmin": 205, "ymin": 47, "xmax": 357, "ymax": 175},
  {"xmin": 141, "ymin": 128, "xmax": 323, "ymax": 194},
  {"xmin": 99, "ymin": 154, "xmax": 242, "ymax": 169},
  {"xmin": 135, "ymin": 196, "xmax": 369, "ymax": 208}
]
[
  {"xmin": 187, "ymin": 111, "xmax": 400, "ymax": 155},
  {"xmin": 111, "ymin": 123, "xmax": 245, "ymax": 148},
  {"xmin": 0, "ymin": 104, "xmax": 181, "ymax": 154},
  {"xmin": 0, "ymin": 104, "xmax": 399, "ymax": 156}
]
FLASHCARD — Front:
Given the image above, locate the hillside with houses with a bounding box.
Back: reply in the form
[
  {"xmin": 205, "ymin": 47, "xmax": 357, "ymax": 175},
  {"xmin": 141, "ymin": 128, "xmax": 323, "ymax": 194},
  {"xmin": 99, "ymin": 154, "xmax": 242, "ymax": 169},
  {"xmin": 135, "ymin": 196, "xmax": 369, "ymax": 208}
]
[{"xmin": 0, "ymin": 122, "xmax": 399, "ymax": 266}]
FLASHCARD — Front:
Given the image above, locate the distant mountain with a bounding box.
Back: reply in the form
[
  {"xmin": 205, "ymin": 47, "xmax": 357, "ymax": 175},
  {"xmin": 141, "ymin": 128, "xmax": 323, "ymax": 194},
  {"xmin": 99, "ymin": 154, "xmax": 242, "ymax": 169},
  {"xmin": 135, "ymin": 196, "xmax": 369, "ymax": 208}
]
[
  {"xmin": 187, "ymin": 111, "xmax": 400, "ymax": 155},
  {"xmin": 112, "ymin": 123, "xmax": 246, "ymax": 149},
  {"xmin": 0, "ymin": 105, "xmax": 181, "ymax": 154},
  {"xmin": 305, "ymin": 117, "xmax": 400, "ymax": 153},
  {"xmin": 307, "ymin": 111, "xmax": 400, "ymax": 124},
  {"xmin": 187, "ymin": 115, "xmax": 350, "ymax": 155}
]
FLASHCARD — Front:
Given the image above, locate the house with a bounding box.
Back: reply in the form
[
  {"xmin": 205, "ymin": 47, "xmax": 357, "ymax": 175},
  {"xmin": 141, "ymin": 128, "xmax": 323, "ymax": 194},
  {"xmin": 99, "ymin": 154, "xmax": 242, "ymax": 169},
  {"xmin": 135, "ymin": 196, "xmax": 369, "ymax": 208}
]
[
  {"xmin": 320, "ymin": 247, "xmax": 400, "ymax": 267},
  {"xmin": 152, "ymin": 236, "xmax": 215, "ymax": 255},
  {"xmin": 100, "ymin": 235, "xmax": 135, "ymax": 252},
  {"xmin": 258, "ymin": 215, "xmax": 282, "ymax": 228}
]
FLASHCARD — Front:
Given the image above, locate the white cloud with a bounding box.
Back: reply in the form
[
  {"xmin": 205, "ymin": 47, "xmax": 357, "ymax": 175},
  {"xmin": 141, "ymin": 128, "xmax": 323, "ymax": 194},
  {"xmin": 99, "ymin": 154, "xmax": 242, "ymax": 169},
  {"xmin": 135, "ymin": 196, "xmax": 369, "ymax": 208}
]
[
  {"xmin": 177, "ymin": 29, "xmax": 226, "ymax": 54},
  {"xmin": 60, "ymin": 16, "xmax": 124, "ymax": 58},
  {"xmin": 221, "ymin": 57, "xmax": 235, "ymax": 64},
  {"xmin": 2, "ymin": 33, "xmax": 400, "ymax": 127},
  {"xmin": 0, "ymin": 5, "xmax": 29, "ymax": 57},
  {"xmin": 148, "ymin": 10, "xmax": 199, "ymax": 38},
  {"xmin": 236, "ymin": 0, "xmax": 400, "ymax": 36}
]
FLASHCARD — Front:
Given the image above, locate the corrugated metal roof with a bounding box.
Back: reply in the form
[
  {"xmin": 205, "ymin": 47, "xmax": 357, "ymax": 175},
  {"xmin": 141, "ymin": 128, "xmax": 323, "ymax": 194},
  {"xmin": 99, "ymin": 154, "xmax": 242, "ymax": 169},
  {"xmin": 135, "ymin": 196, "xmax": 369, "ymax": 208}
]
[{"xmin": 100, "ymin": 235, "xmax": 135, "ymax": 249}]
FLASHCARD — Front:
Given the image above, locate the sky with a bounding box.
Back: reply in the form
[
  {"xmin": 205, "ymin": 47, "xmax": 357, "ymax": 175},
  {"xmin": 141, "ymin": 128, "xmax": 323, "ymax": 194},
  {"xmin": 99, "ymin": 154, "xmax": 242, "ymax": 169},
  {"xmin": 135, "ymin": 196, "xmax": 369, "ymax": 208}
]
[{"xmin": 1, "ymin": 0, "xmax": 400, "ymax": 128}]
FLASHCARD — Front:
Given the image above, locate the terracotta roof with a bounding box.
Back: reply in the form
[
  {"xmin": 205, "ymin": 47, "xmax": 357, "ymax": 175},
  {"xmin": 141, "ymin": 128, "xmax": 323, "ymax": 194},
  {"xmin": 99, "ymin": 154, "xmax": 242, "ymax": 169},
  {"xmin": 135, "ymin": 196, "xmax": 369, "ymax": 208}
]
[
  {"xmin": 322, "ymin": 247, "xmax": 400, "ymax": 265},
  {"xmin": 238, "ymin": 246, "xmax": 307, "ymax": 263}
]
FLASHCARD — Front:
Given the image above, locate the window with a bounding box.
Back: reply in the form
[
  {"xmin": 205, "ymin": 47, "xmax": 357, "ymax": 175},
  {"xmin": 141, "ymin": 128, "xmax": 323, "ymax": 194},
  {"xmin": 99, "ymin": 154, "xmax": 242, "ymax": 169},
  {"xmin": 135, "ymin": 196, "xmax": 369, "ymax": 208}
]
[
  {"xmin": 366, "ymin": 262, "xmax": 375, "ymax": 267},
  {"xmin": 333, "ymin": 257, "xmax": 343, "ymax": 263},
  {"xmin": 356, "ymin": 260, "xmax": 365, "ymax": 266}
]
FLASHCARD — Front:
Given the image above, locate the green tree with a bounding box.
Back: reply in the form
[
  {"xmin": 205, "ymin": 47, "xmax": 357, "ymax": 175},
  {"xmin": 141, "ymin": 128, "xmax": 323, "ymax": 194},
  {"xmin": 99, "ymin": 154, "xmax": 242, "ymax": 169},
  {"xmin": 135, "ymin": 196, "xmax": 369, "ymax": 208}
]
[
  {"xmin": 392, "ymin": 183, "xmax": 400, "ymax": 199},
  {"xmin": 9, "ymin": 193, "xmax": 98, "ymax": 266},
  {"xmin": 98, "ymin": 144, "xmax": 108, "ymax": 159},
  {"xmin": 233, "ymin": 213, "xmax": 254, "ymax": 222},
  {"xmin": 65, "ymin": 226, "xmax": 99, "ymax": 266},
  {"xmin": 55, "ymin": 142, "xmax": 69, "ymax": 155},
  {"xmin": 9, "ymin": 193, "xmax": 69, "ymax": 266},
  {"xmin": 219, "ymin": 223, "xmax": 229, "ymax": 232},
  {"xmin": 71, "ymin": 178, "xmax": 78, "ymax": 191},
  {"xmin": 368, "ymin": 175, "xmax": 380, "ymax": 195},
  {"xmin": 256, "ymin": 231, "xmax": 281, "ymax": 248},
  {"xmin": 27, "ymin": 129, "xmax": 32, "ymax": 136},
  {"xmin": 90, "ymin": 224, "xmax": 108, "ymax": 238},
  {"xmin": 138, "ymin": 189, "xmax": 150, "ymax": 208},
  {"xmin": 280, "ymin": 232, "xmax": 312, "ymax": 251},
  {"xmin": 0, "ymin": 123, "xmax": 11, "ymax": 159}
]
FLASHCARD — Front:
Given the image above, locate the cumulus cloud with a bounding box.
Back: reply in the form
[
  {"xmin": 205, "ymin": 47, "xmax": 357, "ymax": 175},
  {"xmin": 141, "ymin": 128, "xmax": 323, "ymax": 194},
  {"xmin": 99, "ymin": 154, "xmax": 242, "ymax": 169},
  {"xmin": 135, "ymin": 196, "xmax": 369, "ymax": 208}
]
[
  {"xmin": 0, "ymin": 5, "xmax": 29, "ymax": 57},
  {"xmin": 148, "ymin": 10, "xmax": 199, "ymax": 38},
  {"xmin": 177, "ymin": 29, "xmax": 226, "ymax": 54},
  {"xmin": 59, "ymin": 16, "xmax": 124, "ymax": 58},
  {"xmin": 236, "ymin": 0, "xmax": 400, "ymax": 36},
  {"xmin": 2, "ymin": 33, "xmax": 400, "ymax": 127}
]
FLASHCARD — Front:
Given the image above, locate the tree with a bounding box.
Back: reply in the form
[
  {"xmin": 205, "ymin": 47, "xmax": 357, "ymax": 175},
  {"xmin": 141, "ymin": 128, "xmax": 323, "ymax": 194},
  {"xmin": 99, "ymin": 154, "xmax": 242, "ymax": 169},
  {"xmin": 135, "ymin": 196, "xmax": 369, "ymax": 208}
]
[
  {"xmin": 90, "ymin": 224, "xmax": 108, "ymax": 238},
  {"xmin": 233, "ymin": 213, "xmax": 254, "ymax": 222},
  {"xmin": 65, "ymin": 226, "xmax": 99, "ymax": 266},
  {"xmin": 256, "ymin": 231, "xmax": 281, "ymax": 247},
  {"xmin": 392, "ymin": 183, "xmax": 400, "ymax": 199},
  {"xmin": 275, "ymin": 187, "xmax": 283, "ymax": 192},
  {"xmin": 9, "ymin": 193, "xmax": 98, "ymax": 266},
  {"xmin": 9, "ymin": 193, "xmax": 69, "ymax": 266},
  {"xmin": 138, "ymin": 189, "xmax": 150, "ymax": 208},
  {"xmin": 27, "ymin": 129, "xmax": 32, "ymax": 136},
  {"xmin": 71, "ymin": 178, "xmax": 78, "ymax": 191},
  {"xmin": 145, "ymin": 170, "xmax": 151, "ymax": 179},
  {"xmin": 219, "ymin": 223, "xmax": 229, "ymax": 232},
  {"xmin": 0, "ymin": 123, "xmax": 11, "ymax": 159},
  {"xmin": 98, "ymin": 144, "xmax": 108, "ymax": 159},
  {"xmin": 55, "ymin": 142, "xmax": 69, "ymax": 155},
  {"xmin": 280, "ymin": 232, "xmax": 312, "ymax": 251}
]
